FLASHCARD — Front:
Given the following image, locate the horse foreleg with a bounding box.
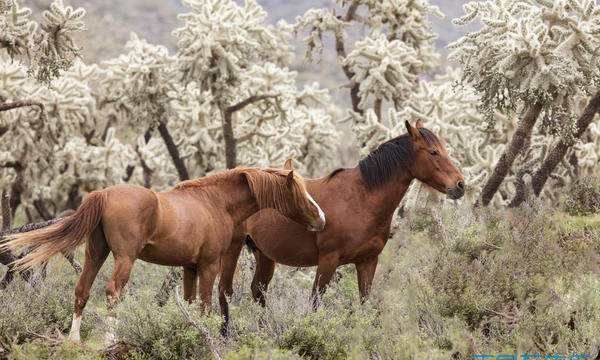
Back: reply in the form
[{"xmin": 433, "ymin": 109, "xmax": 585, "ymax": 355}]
[
  {"xmin": 218, "ymin": 236, "xmax": 244, "ymax": 336},
  {"xmin": 251, "ymin": 251, "xmax": 275, "ymax": 307},
  {"xmin": 69, "ymin": 228, "xmax": 109, "ymax": 342},
  {"xmin": 183, "ymin": 266, "xmax": 198, "ymax": 303},
  {"xmin": 197, "ymin": 260, "xmax": 220, "ymax": 313},
  {"xmin": 355, "ymin": 256, "xmax": 378, "ymax": 302},
  {"xmin": 311, "ymin": 252, "xmax": 340, "ymax": 309}
]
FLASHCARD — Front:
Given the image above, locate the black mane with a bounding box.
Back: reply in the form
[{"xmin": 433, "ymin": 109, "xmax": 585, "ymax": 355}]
[{"xmin": 328, "ymin": 128, "xmax": 440, "ymax": 189}]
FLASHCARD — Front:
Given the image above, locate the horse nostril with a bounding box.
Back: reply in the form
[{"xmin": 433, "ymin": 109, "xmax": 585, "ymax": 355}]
[{"xmin": 457, "ymin": 181, "xmax": 464, "ymax": 190}]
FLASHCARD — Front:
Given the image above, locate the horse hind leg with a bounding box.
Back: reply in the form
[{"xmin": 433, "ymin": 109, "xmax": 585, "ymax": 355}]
[
  {"xmin": 69, "ymin": 227, "xmax": 109, "ymax": 342},
  {"xmin": 103, "ymin": 254, "xmax": 136, "ymax": 345},
  {"xmin": 251, "ymin": 251, "xmax": 276, "ymax": 307}
]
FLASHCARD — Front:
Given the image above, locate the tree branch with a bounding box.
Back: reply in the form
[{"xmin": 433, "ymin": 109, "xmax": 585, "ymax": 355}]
[
  {"xmin": 222, "ymin": 94, "xmax": 279, "ymax": 169},
  {"xmin": 124, "ymin": 127, "xmax": 154, "ymax": 185},
  {"xmin": 225, "ymin": 94, "xmax": 279, "ymax": 115},
  {"xmin": 174, "ymin": 286, "xmax": 222, "ymax": 360},
  {"xmin": 0, "ymin": 100, "xmax": 47, "ymax": 128},
  {"xmin": 1, "ymin": 190, "xmax": 11, "ymax": 231},
  {"xmin": 0, "ymin": 100, "xmax": 45, "ymax": 113},
  {"xmin": 157, "ymin": 122, "xmax": 190, "ymax": 181},
  {"xmin": 334, "ymin": 2, "xmax": 363, "ymax": 115},
  {"xmin": 374, "ymin": 98, "xmax": 382, "ymax": 121}
]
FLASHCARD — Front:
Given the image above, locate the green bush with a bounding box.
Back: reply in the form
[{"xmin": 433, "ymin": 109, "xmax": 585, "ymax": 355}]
[
  {"xmin": 0, "ymin": 204, "xmax": 597, "ymax": 359},
  {"xmin": 563, "ymin": 175, "xmax": 600, "ymax": 216},
  {"xmin": 0, "ymin": 263, "xmax": 96, "ymax": 350},
  {"xmin": 114, "ymin": 290, "xmax": 219, "ymax": 360}
]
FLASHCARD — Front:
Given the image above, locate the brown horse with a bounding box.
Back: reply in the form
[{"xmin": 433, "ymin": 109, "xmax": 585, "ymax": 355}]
[
  {"xmin": 218, "ymin": 121, "xmax": 464, "ymax": 318},
  {"xmin": 1, "ymin": 166, "xmax": 325, "ymax": 342}
]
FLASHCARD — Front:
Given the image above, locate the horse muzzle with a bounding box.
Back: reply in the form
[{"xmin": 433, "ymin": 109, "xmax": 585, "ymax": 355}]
[{"xmin": 446, "ymin": 180, "xmax": 465, "ymax": 200}]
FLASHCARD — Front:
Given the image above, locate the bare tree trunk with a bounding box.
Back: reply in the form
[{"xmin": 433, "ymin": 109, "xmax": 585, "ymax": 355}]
[
  {"xmin": 33, "ymin": 199, "xmax": 53, "ymax": 221},
  {"xmin": 530, "ymin": 91, "xmax": 600, "ymax": 196},
  {"xmin": 0, "ymin": 194, "xmax": 47, "ymax": 289},
  {"xmin": 157, "ymin": 122, "xmax": 190, "ymax": 181},
  {"xmin": 1, "ymin": 190, "xmax": 10, "ymax": 230},
  {"xmin": 334, "ymin": 1, "xmax": 362, "ymax": 115},
  {"xmin": 374, "ymin": 98, "xmax": 382, "ymax": 122},
  {"xmin": 222, "ymin": 107, "xmax": 237, "ymax": 169},
  {"xmin": 479, "ymin": 102, "xmax": 544, "ymax": 206},
  {"xmin": 124, "ymin": 127, "xmax": 154, "ymax": 184},
  {"xmin": 222, "ymin": 94, "xmax": 279, "ymax": 169}
]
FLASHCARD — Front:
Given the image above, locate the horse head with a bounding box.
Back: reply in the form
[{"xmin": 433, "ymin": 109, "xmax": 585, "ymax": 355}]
[
  {"xmin": 244, "ymin": 161, "xmax": 326, "ymax": 231},
  {"xmin": 406, "ymin": 120, "xmax": 465, "ymax": 200}
]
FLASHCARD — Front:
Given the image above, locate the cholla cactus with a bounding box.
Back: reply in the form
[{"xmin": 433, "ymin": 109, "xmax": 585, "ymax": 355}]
[
  {"xmin": 173, "ymin": 0, "xmax": 339, "ymax": 171},
  {"xmin": 450, "ymin": 0, "xmax": 600, "ymax": 206},
  {"xmin": 451, "ymin": 0, "xmax": 600, "ymax": 122},
  {"xmin": 0, "ymin": 54, "xmax": 136, "ymax": 217},
  {"xmin": 343, "ymin": 34, "xmax": 422, "ymax": 111},
  {"xmin": 93, "ymin": 0, "xmax": 339, "ymax": 189},
  {"xmin": 0, "ymin": 0, "xmax": 85, "ymax": 84},
  {"xmin": 337, "ymin": 0, "xmax": 443, "ymax": 65},
  {"xmin": 174, "ymin": 0, "xmax": 290, "ymax": 96},
  {"xmin": 294, "ymin": 0, "xmax": 442, "ymax": 184}
]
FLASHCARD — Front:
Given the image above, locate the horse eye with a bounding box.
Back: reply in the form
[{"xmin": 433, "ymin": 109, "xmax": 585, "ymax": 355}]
[{"xmin": 430, "ymin": 149, "xmax": 439, "ymax": 156}]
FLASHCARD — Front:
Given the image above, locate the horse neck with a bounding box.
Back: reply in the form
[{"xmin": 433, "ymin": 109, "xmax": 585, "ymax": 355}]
[
  {"xmin": 202, "ymin": 177, "xmax": 260, "ymax": 223},
  {"xmin": 354, "ymin": 166, "xmax": 414, "ymax": 217}
]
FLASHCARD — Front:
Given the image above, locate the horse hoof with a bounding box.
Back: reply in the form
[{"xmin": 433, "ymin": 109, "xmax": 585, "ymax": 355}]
[{"xmin": 219, "ymin": 323, "xmax": 229, "ymax": 337}]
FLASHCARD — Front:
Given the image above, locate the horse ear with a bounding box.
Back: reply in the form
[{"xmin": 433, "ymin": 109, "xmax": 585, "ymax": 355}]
[
  {"xmin": 286, "ymin": 170, "xmax": 295, "ymax": 187},
  {"xmin": 283, "ymin": 158, "xmax": 293, "ymax": 170},
  {"xmin": 405, "ymin": 120, "xmax": 421, "ymax": 142}
]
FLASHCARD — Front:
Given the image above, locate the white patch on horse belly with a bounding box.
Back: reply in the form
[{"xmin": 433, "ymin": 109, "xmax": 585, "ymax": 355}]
[{"xmin": 68, "ymin": 314, "xmax": 82, "ymax": 342}]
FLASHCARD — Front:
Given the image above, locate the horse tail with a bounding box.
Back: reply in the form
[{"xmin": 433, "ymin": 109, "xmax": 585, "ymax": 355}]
[
  {"xmin": 1, "ymin": 191, "xmax": 107, "ymax": 271},
  {"xmin": 245, "ymin": 235, "xmax": 258, "ymax": 253}
]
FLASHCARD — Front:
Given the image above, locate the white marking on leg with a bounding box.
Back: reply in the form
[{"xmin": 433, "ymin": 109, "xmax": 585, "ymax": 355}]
[
  {"xmin": 306, "ymin": 191, "xmax": 326, "ymax": 225},
  {"xmin": 68, "ymin": 314, "xmax": 82, "ymax": 342}
]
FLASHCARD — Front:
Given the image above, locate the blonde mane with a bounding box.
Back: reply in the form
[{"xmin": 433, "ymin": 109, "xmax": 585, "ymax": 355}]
[{"xmin": 174, "ymin": 167, "xmax": 309, "ymax": 216}]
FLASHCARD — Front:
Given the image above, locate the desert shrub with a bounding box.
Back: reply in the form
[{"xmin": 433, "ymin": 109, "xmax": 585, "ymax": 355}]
[
  {"xmin": 1, "ymin": 205, "xmax": 597, "ymax": 359},
  {"xmin": 563, "ymin": 175, "xmax": 600, "ymax": 216},
  {"xmin": 0, "ymin": 261, "xmax": 97, "ymax": 350},
  {"xmin": 9, "ymin": 340, "xmax": 103, "ymax": 360},
  {"xmin": 114, "ymin": 290, "xmax": 220, "ymax": 360},
  {"xmin": 224, "ymin": 345, "xmax": 301, "ymax": 360},
  {"xmin": 372, "ymin": 203, "xmax": 599, "ymax": 358}
]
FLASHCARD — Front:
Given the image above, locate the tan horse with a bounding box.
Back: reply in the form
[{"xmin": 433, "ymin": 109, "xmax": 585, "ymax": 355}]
[
  {"xmin": 218, "ymin": 121, "xmax": 465, "ymax": 322},
  {"xmin": 1, "ymin": 166, "xmax": 325, "ymax": 342}
]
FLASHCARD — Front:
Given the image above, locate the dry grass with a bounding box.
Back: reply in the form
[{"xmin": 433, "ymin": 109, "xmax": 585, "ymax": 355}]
[{"xmin": 0, "ymin": 201, "xmax": 598, "ymax": 359}]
